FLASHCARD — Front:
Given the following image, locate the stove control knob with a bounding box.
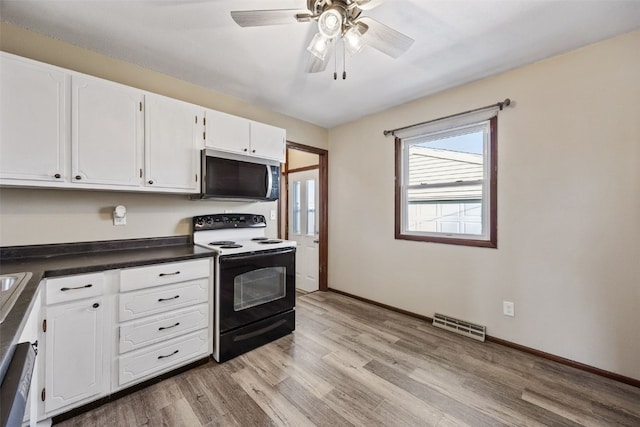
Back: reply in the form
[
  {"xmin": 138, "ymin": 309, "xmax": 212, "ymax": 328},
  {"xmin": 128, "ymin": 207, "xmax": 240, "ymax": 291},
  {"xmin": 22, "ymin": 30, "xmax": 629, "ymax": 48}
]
[
  {"xmin": 195, "ymin": 218, "xmax": 205, "ymax": 228},
  {"xmin": 206, "ymin": 217, "xmax": 213, "ymax": 225}
]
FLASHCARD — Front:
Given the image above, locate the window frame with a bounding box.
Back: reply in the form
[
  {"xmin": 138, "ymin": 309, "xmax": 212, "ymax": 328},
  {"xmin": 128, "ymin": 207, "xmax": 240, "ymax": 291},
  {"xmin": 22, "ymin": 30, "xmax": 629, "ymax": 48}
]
[{"xmin": 394, "ymin": 116, "xmax": 498, "ymax": 248}]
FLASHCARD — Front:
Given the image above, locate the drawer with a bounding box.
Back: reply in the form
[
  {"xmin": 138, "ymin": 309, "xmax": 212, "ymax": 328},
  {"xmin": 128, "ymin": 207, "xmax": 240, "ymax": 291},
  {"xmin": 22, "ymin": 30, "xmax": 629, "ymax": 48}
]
[
  {"xmin": 119, "ymin": 303, "xmax": 209, "ymax": 353},
  {"xmin": 119, "ymin": 278, "xmax": 208, "ymax": 322},
  {"xmin": 120, "ymin": 258, "xmax": 210, "ymax": 292},
  {"xmin": 45, "ymin": 272, "xmax": 104, "ymax": 305},
  {"xmin": 118, "ymin": 329, "xmax": 209, "ymax": 387}
]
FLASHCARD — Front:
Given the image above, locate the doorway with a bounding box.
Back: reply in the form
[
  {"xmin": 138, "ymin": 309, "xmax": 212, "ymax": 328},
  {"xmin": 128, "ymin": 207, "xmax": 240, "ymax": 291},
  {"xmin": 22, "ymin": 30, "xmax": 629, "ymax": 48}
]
[{"xmin": 280, "ymin": 141, "xmax": 328, "ymax": 292}]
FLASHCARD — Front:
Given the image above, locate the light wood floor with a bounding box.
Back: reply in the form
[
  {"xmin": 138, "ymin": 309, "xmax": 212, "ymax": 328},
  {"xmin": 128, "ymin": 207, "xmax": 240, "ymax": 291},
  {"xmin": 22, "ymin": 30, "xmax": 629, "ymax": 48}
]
[{"xmin": 57, "ymin": 291, "xmax": 640, "ymax": 426}]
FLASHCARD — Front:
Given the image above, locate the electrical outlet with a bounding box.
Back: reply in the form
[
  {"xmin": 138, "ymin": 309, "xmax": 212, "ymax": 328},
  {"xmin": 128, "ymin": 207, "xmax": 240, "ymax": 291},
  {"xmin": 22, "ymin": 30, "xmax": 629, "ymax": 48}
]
[
  {"xmin": 270, "ymin": 210, "xmax": 276, "ymax": 220},
  {"xmin": 113, "ymin": 205, "xmax": 126, "ymax": 226},
  {"xmin": 503, "ymin": 301, "xmax": 515, "ymax": 317}
]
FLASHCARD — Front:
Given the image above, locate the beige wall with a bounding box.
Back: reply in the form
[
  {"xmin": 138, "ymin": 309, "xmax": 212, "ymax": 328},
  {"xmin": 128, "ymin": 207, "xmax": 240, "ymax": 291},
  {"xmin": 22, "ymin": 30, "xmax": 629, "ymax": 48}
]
[
  {"xmin": 0, "ymin": 22, "xmax": 327, "ymax": 246},
  {"xmin": 327, "ymin": 30, "xmax": 640, "ymax": 380},
  {"xmin": 288, "ymin": 149, "xmax": 319, "ymax": 170}
]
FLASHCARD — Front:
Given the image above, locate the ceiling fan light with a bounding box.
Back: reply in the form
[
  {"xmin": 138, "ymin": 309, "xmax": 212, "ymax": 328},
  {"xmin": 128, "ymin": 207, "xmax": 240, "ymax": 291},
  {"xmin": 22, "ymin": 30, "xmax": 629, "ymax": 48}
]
[
  {"xmin": 307, "ymin": 32, "xmax": 332, "ymax": 60},
  {"xmin": 344, "ymin": 26, "xmax": 364, "ymax": 55},
  {"xmin": 318, "ymin": 9, "xmax": 342, "ymax": 38}
]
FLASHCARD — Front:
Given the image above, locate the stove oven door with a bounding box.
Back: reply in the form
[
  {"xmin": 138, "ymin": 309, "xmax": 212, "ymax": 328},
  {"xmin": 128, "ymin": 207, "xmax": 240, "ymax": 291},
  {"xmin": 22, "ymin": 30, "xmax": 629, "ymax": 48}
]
[{"xmin": 218, "ymin": 248, "xmax": 295, "ymax": 333}]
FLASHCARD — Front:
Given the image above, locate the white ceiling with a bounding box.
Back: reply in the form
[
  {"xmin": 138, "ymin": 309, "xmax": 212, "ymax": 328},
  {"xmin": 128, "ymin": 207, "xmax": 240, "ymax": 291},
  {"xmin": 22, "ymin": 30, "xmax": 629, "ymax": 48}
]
[{"xmin": 2, "ymin": 0, "xmax": 639, "ymax": 128}]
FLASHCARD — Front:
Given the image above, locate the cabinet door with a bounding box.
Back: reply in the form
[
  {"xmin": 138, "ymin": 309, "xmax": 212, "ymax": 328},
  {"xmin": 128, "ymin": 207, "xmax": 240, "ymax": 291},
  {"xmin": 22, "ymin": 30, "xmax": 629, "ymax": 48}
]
[
  {"xmin": 145, "ymin": 94, "xmax": 200, "ymax": 191},
  {"xmin": 44, "ymin": 298, "xmax": 104, "ymax": 414},
  {"xmin": 205, "ymin": 109, "xmax": 251, "ymax": 155},
  {"xmin": 0, "ymin": 53, "xmax": 68, "ymax": 182},
  {"xmin": 250, "ymin": 121, "xmax": 286, "ymax": 162},
  {"xmin": 72, "ymin": 75, "xmax": 144, "ymax": 186}
]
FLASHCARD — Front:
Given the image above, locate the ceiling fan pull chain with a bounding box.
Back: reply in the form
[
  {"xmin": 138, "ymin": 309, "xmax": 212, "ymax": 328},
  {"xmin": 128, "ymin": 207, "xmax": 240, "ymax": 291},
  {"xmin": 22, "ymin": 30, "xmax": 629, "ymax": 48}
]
[
  {"xmin": 334, "ymin": 42, "xmax": 338, "ymax": 80},
  {"xmin": 343, "ymin": 41, "xmax": 347, "ymax": 80}
]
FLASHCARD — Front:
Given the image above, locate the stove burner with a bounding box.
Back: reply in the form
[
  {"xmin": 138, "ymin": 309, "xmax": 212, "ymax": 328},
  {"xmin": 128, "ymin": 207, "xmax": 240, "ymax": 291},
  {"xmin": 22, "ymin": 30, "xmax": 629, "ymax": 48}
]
[
  {"xmin": 258, "ymin": 239, "xmax": 283, "ymax": 245},
  {"xmin": 209, "ymin": 241, "xmax": 236, "ymax": 246},
  {"xmin": 251, "ymin": 237, "xmax": 269, "ymax": 241},
  {"xmin": 220, "ymin": 244, "xmax": 243, "ymax": 249}
]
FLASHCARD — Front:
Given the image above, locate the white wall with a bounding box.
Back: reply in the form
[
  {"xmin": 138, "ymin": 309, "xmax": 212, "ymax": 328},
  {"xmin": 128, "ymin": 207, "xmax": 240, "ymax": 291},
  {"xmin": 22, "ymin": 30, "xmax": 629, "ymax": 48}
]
[
  {"xmin": 327, "ymin": 29, "xmax": 640, "ymax": 380},
  {"xmin": 0, "ymin": 22, "xmax": 327, "ymax": 246}
]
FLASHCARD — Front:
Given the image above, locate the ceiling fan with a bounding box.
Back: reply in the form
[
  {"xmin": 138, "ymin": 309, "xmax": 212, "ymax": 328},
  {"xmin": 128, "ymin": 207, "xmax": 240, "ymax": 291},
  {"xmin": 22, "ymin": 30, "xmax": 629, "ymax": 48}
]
[{"xmin": 230, "ymin": 0, "xmax": 414, "ymax": 76}]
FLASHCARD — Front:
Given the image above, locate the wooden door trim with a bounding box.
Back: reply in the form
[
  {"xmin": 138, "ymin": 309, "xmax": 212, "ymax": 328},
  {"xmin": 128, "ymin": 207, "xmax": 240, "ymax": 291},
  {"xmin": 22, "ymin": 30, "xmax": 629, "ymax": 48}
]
[{"xmin": 283, "ymin": 141, "xmax": 329, "ymax": 292}]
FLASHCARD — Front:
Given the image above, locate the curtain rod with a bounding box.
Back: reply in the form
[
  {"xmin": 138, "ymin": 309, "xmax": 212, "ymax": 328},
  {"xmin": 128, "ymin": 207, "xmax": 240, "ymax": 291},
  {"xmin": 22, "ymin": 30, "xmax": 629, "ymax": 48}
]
[{"xmin": 383, "ymin": 98, "xmax": 511, "ymax": 137}]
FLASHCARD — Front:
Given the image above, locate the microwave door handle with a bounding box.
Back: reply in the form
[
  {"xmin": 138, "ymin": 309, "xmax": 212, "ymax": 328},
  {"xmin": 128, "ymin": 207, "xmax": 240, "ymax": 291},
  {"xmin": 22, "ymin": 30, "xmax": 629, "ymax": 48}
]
[{"xmin": 266, "ymin": 164, "xmax": 273, "ymax": 199}]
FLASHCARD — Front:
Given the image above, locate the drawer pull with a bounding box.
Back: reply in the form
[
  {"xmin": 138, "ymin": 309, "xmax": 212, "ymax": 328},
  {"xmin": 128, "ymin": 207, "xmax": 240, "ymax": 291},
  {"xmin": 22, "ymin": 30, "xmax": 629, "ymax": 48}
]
[
  {"xmin": 60, "ymin": 284, "xmax": 93, "ymax": 292},
  {"xmin": 159, "ymin": 271, "xmax": 180, "ymax": 277},
  {"xmin": 157, "ymin": 350, "xmax": 179, "ymax": 360},
  {"xmin": 158, "ymin": 322, "xmax": 180, "ymax": 331},
  {"xmin": 92, "ymin": 303, "xmax": 100, "ymax": 308},
  {"xmin": 158, "ymin": 295, "xmax": 180, "ymax": 302}
]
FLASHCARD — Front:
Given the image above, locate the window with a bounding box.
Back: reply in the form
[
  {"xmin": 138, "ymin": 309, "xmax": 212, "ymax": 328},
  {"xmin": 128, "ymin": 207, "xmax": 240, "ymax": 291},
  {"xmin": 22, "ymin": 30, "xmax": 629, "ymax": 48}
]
[
  {"xmin": 292, "ymin": 181, "xmax": 301, "ymax": 235},
  {"xmin": 395, "ymin": 114, "xmax": 497, "ymax": 248},
  {"xmin": 306, "ymin": 179, "xmax": 316, "ymax": 236}
]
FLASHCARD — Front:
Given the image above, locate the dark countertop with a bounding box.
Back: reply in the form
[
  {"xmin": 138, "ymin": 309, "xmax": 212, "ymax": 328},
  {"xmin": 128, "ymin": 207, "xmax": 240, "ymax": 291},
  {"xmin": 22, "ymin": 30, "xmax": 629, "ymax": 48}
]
[{"xmin": 0, "ymin": 236, "xmax": 213, "ymax": 381}]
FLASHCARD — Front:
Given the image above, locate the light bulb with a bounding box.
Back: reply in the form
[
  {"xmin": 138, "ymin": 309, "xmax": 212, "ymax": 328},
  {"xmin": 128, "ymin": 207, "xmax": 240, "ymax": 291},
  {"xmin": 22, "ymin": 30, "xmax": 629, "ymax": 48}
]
[
  {"xmin": 307, "ymin": 32, "xmax": 332, "ymax": 60},
  {"xmin": 318, "ymin": 9, "xmax": 342, "ymax": 38},
  {"xmin": 344, "ymin": 26, "xmax": 364, "ymax": 55}
]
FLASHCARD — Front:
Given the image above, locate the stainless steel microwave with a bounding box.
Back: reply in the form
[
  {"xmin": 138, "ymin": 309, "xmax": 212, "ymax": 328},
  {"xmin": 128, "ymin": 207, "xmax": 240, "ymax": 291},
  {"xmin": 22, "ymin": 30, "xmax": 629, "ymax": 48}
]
[{"xmin": 194, "ymin": 149, "xmax": 280, "ymax": 201}]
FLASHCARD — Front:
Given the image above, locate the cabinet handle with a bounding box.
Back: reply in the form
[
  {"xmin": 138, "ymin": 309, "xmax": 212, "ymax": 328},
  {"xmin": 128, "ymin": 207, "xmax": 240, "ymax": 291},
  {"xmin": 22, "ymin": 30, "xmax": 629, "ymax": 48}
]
[
  {"xmin": 158, "ymin": 322, "xmax": 180, "ymax": 331},
  {"xmin": 157, "ymin": 350, "xmax": 179, "ymax": 359},
  {"xmin": 92, "ymin": 303, "xmax": 100, "ymax": 308},
  {"xmin": 75, "ymin": 175, "xmax": 82, "ymax": 180},
  {"xmin": 60, "ymin": 284, "xmax": 93, "ymax": 292},
  {"xmin": 159, "ymin": 271, "xmax": 180, "ymax": 277},
  {"xmin": 243, "ymin": 148, "xmax": 248, "ymax": 152},
  {"xmin": 158, "ymin": 295, "xmax": 180, "ymax": 302},
  {"xmin": 54, "ymin": 173, "xmax": 61, "ymax": 179},
  {"xmin": 148, "ymin": 180, "xmax": 154, "ymax": 185},
  {"xmin": 252, "ymin": 149, "xmax": 256, "ymax": 153}
]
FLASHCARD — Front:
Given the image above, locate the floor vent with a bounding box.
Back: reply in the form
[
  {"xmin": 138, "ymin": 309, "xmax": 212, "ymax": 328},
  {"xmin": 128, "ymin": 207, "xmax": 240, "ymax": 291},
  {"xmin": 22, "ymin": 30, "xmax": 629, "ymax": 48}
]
[{"xmin": 432, "ymin": 313, "xmax": 486, "ymax": 342}]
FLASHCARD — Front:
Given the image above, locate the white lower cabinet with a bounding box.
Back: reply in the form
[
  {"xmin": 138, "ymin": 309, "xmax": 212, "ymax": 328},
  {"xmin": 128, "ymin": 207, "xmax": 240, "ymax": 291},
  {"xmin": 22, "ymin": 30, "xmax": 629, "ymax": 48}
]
[
  {"xmin": 43, "ymin": 297, "xmax": 104, "ymax": 414},
  {"xmin": 114, "ymin": 258, "xmax": 211, "ymax": 392},
  {"xmin": 118, "ymin": 330, "xmax": 208, "ymax": 387},
  {"xmin": 33, "ymin": 258, "xmax": 212, "ymax": 423},
  {"xmin": 118, "ymin": 304, "xmax": 208, "ymax": 353}
]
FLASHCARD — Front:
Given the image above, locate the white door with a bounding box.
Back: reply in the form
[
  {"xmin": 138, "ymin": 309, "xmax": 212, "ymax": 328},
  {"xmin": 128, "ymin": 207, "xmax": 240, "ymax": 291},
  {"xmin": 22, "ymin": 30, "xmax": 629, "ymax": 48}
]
[
  {"xmin": 205, "ymin": 108, "xmax": 251, "ymax": 154},
  {"xmin": 145, "ymin": 94, "xmax": 201, "ymax": 192},
  {"xmin": 288, "ymin": 169, "xmax": 319, "ymax": 292},
  {"xmin": 72, "ymin": 75, "xmax": 144, "ymax": 186},
  {"xmin": 45, "ymin": 298, "xmax": 104, "ymax": 413},
  {"xmin": 0, "ymin": 53, "xmax": 68, "ymax": 183},
  {"xmin": 250, "ymin": 121, "xmax": 286, "ymax": 162}
]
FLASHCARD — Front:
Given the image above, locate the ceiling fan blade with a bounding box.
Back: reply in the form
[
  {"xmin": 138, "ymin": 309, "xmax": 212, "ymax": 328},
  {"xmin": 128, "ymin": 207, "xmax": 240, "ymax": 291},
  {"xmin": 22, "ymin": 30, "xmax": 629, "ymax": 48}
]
[
  {"xmin": 355, "ymin": 0, "xmax": 385, "ymax": 10},
  {"xmin": 358, "ymin": 16, "xmax": 414, "ymax": 58},
  {"xmin": 305, "ymin": 50, "xmax": 332, "ymax": 73},
  {"xmin": 230, "ymin": 9, "xmax": 310, "ymax": 27}
]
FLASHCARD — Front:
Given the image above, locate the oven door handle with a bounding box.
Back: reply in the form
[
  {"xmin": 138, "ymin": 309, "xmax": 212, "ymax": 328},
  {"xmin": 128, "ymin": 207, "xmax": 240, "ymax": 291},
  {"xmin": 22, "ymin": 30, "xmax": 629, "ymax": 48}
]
[
  {"xmin": 219, "ymin": 247, "xmax": 296, "ymax": 264},
  {"xmin": 233, "ymin": 318, "xmax": 287, "ymax": 342}
]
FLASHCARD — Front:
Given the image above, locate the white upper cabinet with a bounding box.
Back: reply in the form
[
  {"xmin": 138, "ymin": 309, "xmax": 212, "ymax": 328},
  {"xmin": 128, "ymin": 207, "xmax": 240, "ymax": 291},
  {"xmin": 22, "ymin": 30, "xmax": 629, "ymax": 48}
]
[
  {"xmin": 250, "ymin": 120, "xmax": 286, "ymax": 162},
  {"xmin": 0, "ymin": 52, "xmax": 286, "ymax": 193},
  {"xmin": 72, "ymin": 75, "xmax": 144, "ymax": 187},
  {"xmin": 0, "ymin": 53, "xmax": 68, "ymax": 183},
  {"xmin": 145, "ymin": 94, "xmax": 201, "ymax": 192},
  {"xmin": 205, "ymin": 109, "xmax": 251, "ymax": 155},
  {"xmin": 205, "ymin": 109, "xmax": 286, "ymax": 163}
]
